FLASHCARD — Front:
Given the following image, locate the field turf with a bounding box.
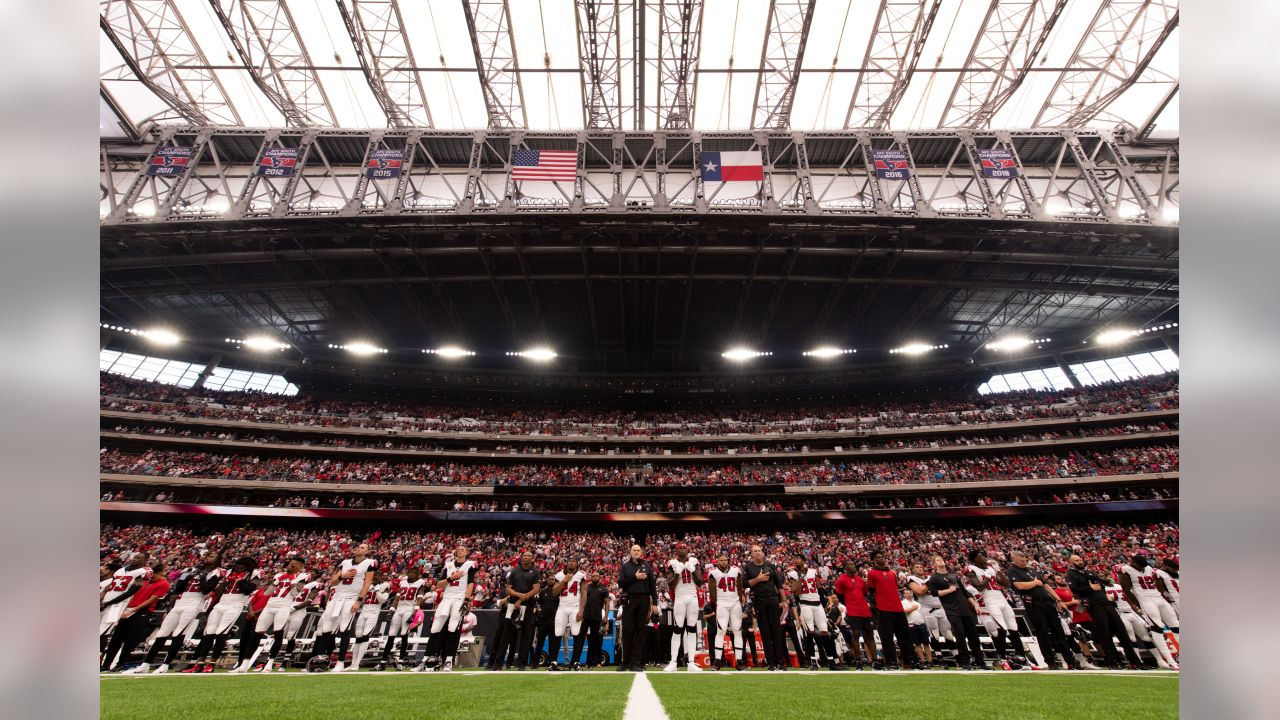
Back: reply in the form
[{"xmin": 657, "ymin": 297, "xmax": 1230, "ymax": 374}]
[{"xmin": 101, "ymin": 670, "xmax": 1178, "ymax": 720}]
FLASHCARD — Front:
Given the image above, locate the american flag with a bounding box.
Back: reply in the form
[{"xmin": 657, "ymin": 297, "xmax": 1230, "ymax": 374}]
[{"xmin": 511, "ymin": 148, "xmax": 578, "ymax": 182}]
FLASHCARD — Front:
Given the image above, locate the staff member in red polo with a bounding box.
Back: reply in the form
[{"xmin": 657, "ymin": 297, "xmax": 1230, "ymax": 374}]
[
  {"xmin": 866, "ymin": 551, "xmax": 920, "ymax": 670},
  {"xmin": 833, "ymin": 560, "xmax": 878, "ymax": 669},
  {"xmin": 103, "ymin": 563, "xmax": 169, "ymax": 672}
]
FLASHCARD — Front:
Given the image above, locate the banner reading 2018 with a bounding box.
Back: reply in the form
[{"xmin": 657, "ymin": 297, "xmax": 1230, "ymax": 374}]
[{"xmin": 978, "ymin": 148, "xmax": 1019, "ymax": 179}]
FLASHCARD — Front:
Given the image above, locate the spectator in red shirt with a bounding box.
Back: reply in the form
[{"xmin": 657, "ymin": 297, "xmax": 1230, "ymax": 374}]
[
  {"xmin": 866, "ymin": 551, "xmax": 920, "ymax": 669},
  {"xmin": 833, "ymin": 560, "xmax": 877, "ymax": 668},
  {"xmin": 102, "ymin": 563, "xmax": 169, "ymax": 672}
]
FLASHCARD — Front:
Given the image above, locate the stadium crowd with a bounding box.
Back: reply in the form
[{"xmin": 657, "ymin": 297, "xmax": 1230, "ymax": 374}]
[
  {"xmin": 101, "ymin": 372, "xmax": 1178, "ymax": 438},
  {"xmin": 102, "ymin": 486, "xmax": 1175, "ymax": 513},
  {"xmin": 100, "ymin": 444, "xmax": 1179, "ymax": 487},
  {"xmin": 105, "ymin": 420, "xmax": 1175, "ymax": 457}
]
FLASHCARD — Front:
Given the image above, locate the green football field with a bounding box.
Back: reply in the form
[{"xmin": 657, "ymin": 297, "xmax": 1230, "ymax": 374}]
[{"xmin": 101, "ymin": 670, "xmax": 1179, "ymax": 720}]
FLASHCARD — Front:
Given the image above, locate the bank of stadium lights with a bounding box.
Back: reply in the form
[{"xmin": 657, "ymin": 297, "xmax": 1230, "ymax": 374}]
[
  {"xmin": 423, "ymin": 346, "xmax": 475, "ymax": 359},
  {"xmin": 890, "ymin": 342, "xmax": 948, "ymax": 356},
  {"xmin": 329, "ymin": 342, "xmax": 388, "ymax": 356},
  {"xmin": 1096, "ymin": 323, "xmax": 1179, "ymax": 346},
  {"xmin": 803, "ymin": 346, "xmax": 856, "ymax": 359},
  {"xmin": 507, "ymin": 347, "xmax": 557, "ymax": 362},
  {"xmin": 722, "ymin": 347, "xmax": 772, "ymax": 362},
  {"xmin": 226, "ymin": 336, "xmax": 289, "ymax": 352},
  {"xmin": 100, "ymin": 323, "xmax": 180, "ymax": 346},
  {"xmin": 985, "ymin": 337, "xmax": 1050, "ymax": 352}
]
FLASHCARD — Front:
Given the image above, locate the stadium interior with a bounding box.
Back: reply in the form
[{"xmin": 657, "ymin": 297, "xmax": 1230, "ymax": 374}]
[{"xmin": 99, "ymin": 1, "xmax": 1180, "ymax": 718}]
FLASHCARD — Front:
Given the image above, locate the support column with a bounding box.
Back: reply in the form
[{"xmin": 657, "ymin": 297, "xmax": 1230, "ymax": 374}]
[
  {"xmin": 192, "ymin": 353, "xmax": 222, "ymax": 390},
  {"xmin": 1054, "ymin": 353, "xmax": 1083, "ymax": 389},
  {"xmin": 1162, "ymin": 334, "xmax": 1179, "ymax": 358},
  {"xmin": 101, "ymin": 331, "xmax": 111, "ymax": 352}
]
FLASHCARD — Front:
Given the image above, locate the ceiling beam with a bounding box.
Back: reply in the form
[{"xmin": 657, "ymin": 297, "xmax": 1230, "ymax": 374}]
[
  {"xmin": 650, "ymin": 0, "xmax": 703, "ymax": 129},
  {"xmin": 576, "ymin": 0, "xmax": 626, "ymax": 130},
  {"xmin": 210, "ymin": 0, "xmax": 338, "ymax": 127},
  {"xmin": 844, "ymin": 0, "xmax": 942, "ymax": 129},
  {"xmin": 104, "ymin": 272, "xmax": 1179, "ymax": 301},
  {"xmin": 461, "ymin": 0, "xmax": 527, "ymax": 128},
  {"xmin": 1035, "ymin": 0, "xmax": 1178, "ymax": 127},
  {"xmin": 335, "ymin": 0, "xmax": 434, "ymax": 128},
  {"xmin": 751, "ymin": 0, "xmax": 817, "ymax": 130},
  {"xmin": 100, "ymin": 0, "xmax": 243, "ymax": 126},
  {"xmin": 938, "ymin": 0, "xmax": 1068, "ymax": 128}
]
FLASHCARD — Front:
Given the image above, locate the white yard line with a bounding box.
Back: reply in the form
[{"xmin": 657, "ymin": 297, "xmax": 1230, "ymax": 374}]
[
  {"xmin": 624, "ymin": 671, "xmax": 670, "ymax": 720},
  {"xmin": 101, "ymin": 669, "xmax": 1179, "ymax": 679}
]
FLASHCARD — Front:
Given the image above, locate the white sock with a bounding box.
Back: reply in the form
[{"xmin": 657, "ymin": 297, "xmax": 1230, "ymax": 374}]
[
  {"xmin": 670, "ymin": 632, "xmax": 681, "ymax": 661},
  {"xmin": 684, "ymin": 628, "xmax": 697, "ymax": 657},
  {"xmin": 1150, "ymin": 635, "xmax": 1175, "ymax": 666},
  {"xmin": 733, "ymin": 631, "xmax": 744, "ymax": 660}
]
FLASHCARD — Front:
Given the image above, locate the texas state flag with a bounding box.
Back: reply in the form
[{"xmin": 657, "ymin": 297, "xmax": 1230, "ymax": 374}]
[{"xmin": 699, "ymin": 151, "xmax": 764, "ymax": 182}]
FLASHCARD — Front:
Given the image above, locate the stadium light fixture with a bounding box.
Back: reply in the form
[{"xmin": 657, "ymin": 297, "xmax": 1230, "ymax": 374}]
[
  {"xmin": 330, "ymin": 342, "xmax": 387, "ymax": 356},
  {"xmin": 803, "ymin": 346, "xmax": 855, "ymax": 358},
  {"xmin": 141, "ymin": 328, "xmax": 180, "ymax": 346},
  {"xmin": 722, "ymin": 347, "xmax": 771, "ymax": 362},
  {"xmin": 1096, "ymin": 329, "xmax": 1136, "ymax": 345},
  {"xmin": 236, "ymin": 336, "xmax": 289, "ymax": 352},
  {"xmin": 508, "ymin": 347, "xmax": 557, "ymax": 362},
  {"xmin": 424, "ymin": 346, "xmax": 475, "ymax": 359},
  {"xmin": 890, "ymin": 342, "xmax": 947, "ymax": 356},
  {"xmin": 985, "ymin": 337, "xmax": 1049, "ymax": 352}
]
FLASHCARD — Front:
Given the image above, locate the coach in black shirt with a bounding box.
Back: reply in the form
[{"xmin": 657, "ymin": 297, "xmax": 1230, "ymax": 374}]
[
  {"xmin": 1007, "ymin": 550, "xmax": 1078, "ymax": 670},
  {"xmin": 925, "ymin": 556, "xmax": 986, "ymax": 669},
  {"xmin": 617, "ymin": 544, "xmax": 658, "ymax": 671},
  {"xmin": 491, "ymin": 551, "xmax": 541, "ymax": 670},
  {"xmin": 1066, "ymin": 554, "xmax": 1142, "ymax": 668},
  {"xmin": 743, "ymin": 544, "xmax": 788, "ymax": 671}
]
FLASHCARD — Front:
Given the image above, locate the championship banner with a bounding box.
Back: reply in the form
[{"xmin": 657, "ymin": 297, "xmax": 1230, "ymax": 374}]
[
  {"xmin": 978, "ymin": 148, "xmax": 1019, "ymax": 178},
  {"xmin": 258, "ymin": 147, "xmax": 299, "ymax": 177},
  {"xmin": 366, "ymin": 147, "xmax": 405, "ymax": 179},
  {"xmin": 147, "ymin": 147, "xmax": 192, "ymax": 176},
  {"xmin": 872, "ymin": 149, "xmax": 911, "ymax": 180}
]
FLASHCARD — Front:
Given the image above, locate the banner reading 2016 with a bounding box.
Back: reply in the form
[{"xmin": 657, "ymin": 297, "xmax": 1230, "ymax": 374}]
[
  {"xmin": 872, "ymin": 149, "xmax": 912, "ymax": 180},
  {"xmin": 366, "ymin": 148, "xmax": 405, "ymax": 179},
  {"xmin": 978, "ymin": 148, "xmax": 1019, "ymax": 179}
]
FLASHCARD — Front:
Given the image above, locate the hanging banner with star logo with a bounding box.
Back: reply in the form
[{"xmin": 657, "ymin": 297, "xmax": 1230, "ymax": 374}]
[
  {"xmin": 871, "ymin": 149, "xmax": 911, "ymax": 180},
  {"xmin": 698, "ymin": 151, "xmax": 764, "ymax": 182}
]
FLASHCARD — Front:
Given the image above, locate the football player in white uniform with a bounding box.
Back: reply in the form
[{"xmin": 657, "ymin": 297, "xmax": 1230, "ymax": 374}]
[
  {"xmin": 1118, "ymin": 554, "xmax": 1179, "ymax": 634},
  {"xmin": 548, "ymin": 558, "xmax": 587, "ymax": 671},
  {"xmin": 787, "ymin": 555, "xmax": 838, "ymax": 670},
  {"xmin": 663, "ymin": 544, "xmax": 703, "ymax": 672},
  {"xmin": 135, "ymin": 551, "xmax": 225, "ymax": 674},
  {"xmin": 376, "ymin": 566, "xmax": 429, "ymax": 670},
  {"xmin": 1157, "ymin": 558, "xmax": 1181, "ymax": 618},
  {"xmin": 966, "ymin": 549, "xmax": 1030, "ymax": 664},
  {"xmin": 415, "ymin": 546, "xmax": 475, "ymax": 672},
  {"xmin": 99, "ymin": 551, "xmax": 152, "ymax": 653},
  {"xmin": 348, "ymin": 571, "xmax": 391, "ymax": 670},
  {"xmin": 183, "ymin": 557, "xmax": 259, "ymax": 673},
  {"xmin": 315, "ymin": 543, "xmax": 377, "ymax": 672},
  {"xmin": 1107, "ymin": 579, "xmax": 1178, "ymax": 669},
  {"xmin": 907, "ymin": 561, "xmax": 954, "ymax": 664},
  {"xmin": 225, "ymin": 556, "xmax": 309, "ymax": 673},
  {"xmin": 707, "ymin": 554, "xmax": 747, "ymax": 671}
]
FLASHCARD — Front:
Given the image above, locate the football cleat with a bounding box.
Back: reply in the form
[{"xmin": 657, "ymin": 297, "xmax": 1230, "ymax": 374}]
[
  {"xmin": 735, "ymin": 660, "xmax": 746, "ymax": 671},
  {"xmin": 260, "ymin": 659, "xmax": 274, "ymax": 673},
  {"xmin": 180, "ymin": 664, "xmax": 200, "ymax": 674},
  {"xmin": 663, "ymin": 661, "xmax": 678, "ymax": 673},
  {"xmin": 152, "ymin": 664, "xmax": 169, "ymax": 675},
  {"xmin": 201, "ymin": 663, "xmax": 214, "ymax": 673},
  {"xmin": 330, "ymin": 662, "xmax": 345, "ymax": 673},
  {"xmin": 687, "ymin": 662, "xmax": 702, "ymax": 672},
  {"xmin": 571, "ymin": 662, "xmax": 582, "ymax": 672},
  {"xmin": 122, "ymin": 664, "xmax": 149, "ymax": 675},
  {"xmin": 372, "ymin": 663, "xmax": 386, "ymax": 672},
  {"xmin": 809, "ymin": 661, "xmax": 821, "ymax": 671},
  {"xmin": 547, "ymin": 662, "xmax": 560, "ymax": 672}
]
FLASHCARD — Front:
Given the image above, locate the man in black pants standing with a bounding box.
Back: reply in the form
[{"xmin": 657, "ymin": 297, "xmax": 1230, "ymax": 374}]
[
  {"xmin": 490, "ymin": 551, "xmax": 541, "ymax": 670},
  {"xmin": 743, "ymin": 545, "xmax": 787, "ymax": 671},
  {"xmin": 925, "ymin": 556, "xmax": 987, "ymax": 669},
  {"xmin": 617, "ymin": 544, "xmax": 658, "ymax": 671},
  {"xmin": 1066, "ymin": 554, "xmax": 1144, "ymax": 669},
  {"xmin": 572, "ymin": 571, "xmax": 609, "ymax": 668},
  {"xmin": 866, "ymin": 550, "xmax": 919, "ymax": 669},
  {"xmin": 1006, "ymin": 550, "xmax": 1080, "ymax": 670}
]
